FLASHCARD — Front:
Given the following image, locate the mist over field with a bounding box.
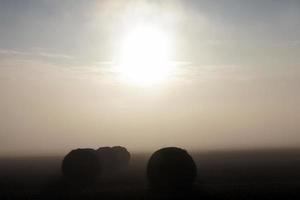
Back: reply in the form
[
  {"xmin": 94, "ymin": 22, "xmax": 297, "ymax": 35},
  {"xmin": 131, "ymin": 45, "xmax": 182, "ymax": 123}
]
[
  {"xmin": 0, "ymin": 0, "xmax": 299, "ymax": 156},
  {"xmin": 1, "ymin": 1, "xmax": 300, "ymax": 200}
]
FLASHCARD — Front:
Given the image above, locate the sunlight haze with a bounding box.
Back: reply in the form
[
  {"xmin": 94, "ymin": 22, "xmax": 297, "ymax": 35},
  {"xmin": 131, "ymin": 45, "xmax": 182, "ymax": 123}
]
[{"xmin": 0, "ymin": 0, "xmax": 299, "ymax": 155}]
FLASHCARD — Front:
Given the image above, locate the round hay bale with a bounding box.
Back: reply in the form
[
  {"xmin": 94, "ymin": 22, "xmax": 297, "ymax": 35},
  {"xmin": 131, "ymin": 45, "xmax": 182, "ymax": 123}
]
[
  {"xmin": 111, "ymin": 146, "xmax": 130, "ymax": 169},
  {"xmin": 96, "ymin": 147, "xmax": 114, "ymax": 169},
  {"xmin": 62, "ymin": 148, "xmax": 101, "ymax": 183},
  {"xmin": 147, "ymin": 147, "xmax": 197, "ymax": 189}
]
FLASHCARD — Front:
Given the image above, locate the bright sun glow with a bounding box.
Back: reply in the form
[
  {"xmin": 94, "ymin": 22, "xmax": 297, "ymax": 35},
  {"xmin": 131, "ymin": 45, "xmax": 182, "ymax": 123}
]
[{"xmin": 117, "ymin": 25, "xmax": 173, "ymax": 86}]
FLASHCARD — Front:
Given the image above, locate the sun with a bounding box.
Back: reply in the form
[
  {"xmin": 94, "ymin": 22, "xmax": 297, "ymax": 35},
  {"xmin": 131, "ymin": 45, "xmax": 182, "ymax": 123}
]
[{"xmin": 116, "ymin": 25, "xmax": 173, "ymax": 86}]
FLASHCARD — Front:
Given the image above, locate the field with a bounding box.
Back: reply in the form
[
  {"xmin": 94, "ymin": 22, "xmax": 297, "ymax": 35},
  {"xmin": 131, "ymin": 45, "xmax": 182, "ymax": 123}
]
[{"xmin": 1, "ymin": 149, "xmax": 300, "ymax": 199}]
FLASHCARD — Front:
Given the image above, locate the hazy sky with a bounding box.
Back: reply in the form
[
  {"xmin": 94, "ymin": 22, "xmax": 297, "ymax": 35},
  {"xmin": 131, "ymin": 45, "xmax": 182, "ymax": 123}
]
[{"xmin": 0, "ymin": 0, "xmax": 300, "ymax": 155}]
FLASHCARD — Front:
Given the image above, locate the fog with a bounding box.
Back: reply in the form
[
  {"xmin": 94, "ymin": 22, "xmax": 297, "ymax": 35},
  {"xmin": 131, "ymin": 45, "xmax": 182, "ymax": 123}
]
[
  {"xmin": 0, "ymin": 61, "xmax": 299, "ymax": 155},
  {"xmin": 0, "ymin": 0, "xmax": 300, "ymax": 155}
]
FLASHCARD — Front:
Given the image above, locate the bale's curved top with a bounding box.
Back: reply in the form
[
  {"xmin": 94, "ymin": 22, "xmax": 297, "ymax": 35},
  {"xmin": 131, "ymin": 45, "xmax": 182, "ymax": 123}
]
[
  {"xmin": 62, "ymin": 148, "xmax": 101, "ymax": 183},
  {"xmin": 96, "ymin": 146, "xmax": 130, "ymax": 171},
  {"xmin": 97, "ymin": 146, "xmax": 113, "ymax": 159},
  {"xmin": 111, "ymin": 146, "xmax": 130, "ymax": 167},
  {"xmin": 147, "ymin": 147, "xmax": 197, "ymax": 189},
  {"xmin": 97, "ymin": 146, "xmax": 112, "ymax": 151}
]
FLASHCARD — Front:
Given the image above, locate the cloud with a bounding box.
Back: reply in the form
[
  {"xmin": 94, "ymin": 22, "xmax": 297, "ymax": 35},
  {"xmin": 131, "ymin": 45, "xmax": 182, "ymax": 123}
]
[{"xmin": 0, "ymin": 49, "xmax": 73, "ymax": 60}]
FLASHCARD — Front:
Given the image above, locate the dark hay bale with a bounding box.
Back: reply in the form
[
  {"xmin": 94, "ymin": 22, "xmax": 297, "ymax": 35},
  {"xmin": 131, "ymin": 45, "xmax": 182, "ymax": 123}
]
[
  {"xmin": 96, "ymin": 146, "xmax": 130, "ymax": 171},
  {"xmin": 147, "ymin": 147, "xmax": 197, "ymax": 189},
  {"xmin": 96, "ymin": 147, "xmax": 114, "ymax": 169},
  {"xmin": 62, "ymin": 148, "xmax": 101, "ymax": 184},
  {"xmin": 111, "ymin": 146, "xmax": 131, "ymax": 169}
]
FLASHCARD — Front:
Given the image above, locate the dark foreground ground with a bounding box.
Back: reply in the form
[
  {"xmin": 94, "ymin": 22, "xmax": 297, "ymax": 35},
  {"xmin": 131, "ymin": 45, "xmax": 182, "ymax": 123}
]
[{"xmin": 1, "ymin": 149, "xmax": 300, "ymax": 200}]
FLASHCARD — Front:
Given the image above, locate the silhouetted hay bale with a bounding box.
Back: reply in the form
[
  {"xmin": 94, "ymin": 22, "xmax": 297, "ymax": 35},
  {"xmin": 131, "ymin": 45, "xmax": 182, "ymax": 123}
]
[
  {"xmin": 147, "ymin": 147, "xmax": 197, "ymax": 189},
  {"xmin": 96, "ymin": 146, "xmax": 130, "ymax": 172},
  {"xmin": 62, "ymin": 148, "xmax": 101, "ymax": 183},
  {"xmin": 111, "ymin": 146, "xmax": 130, "ymax": 169},
  {"xmin": 96, "ymin": 147, "xmax": 114, "ymax": 169}
]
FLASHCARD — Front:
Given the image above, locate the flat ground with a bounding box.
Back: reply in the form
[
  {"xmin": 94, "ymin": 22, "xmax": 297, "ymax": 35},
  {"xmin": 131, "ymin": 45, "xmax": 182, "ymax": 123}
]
[{"xmin": 1, "ymin": 149, "xmax": 300, "ymax": 199}]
